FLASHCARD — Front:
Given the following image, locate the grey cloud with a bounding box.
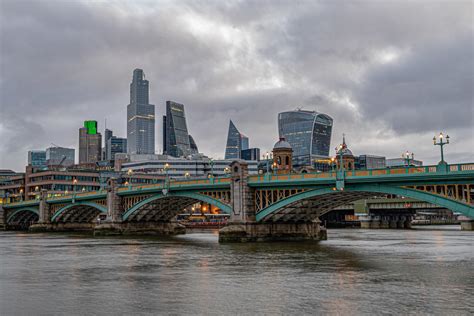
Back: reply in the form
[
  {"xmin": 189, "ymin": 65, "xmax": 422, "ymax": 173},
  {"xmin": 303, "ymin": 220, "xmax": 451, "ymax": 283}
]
[{"xmin": 1, "ymin": 0, "xmax": 472, "ymax": 170}]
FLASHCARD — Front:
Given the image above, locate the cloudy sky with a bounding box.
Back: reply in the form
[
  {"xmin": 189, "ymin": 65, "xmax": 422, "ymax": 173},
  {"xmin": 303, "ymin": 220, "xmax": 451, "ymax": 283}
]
[{"xmin": 1, "ymin": 0, "xmax": 473, "ymax": 171}]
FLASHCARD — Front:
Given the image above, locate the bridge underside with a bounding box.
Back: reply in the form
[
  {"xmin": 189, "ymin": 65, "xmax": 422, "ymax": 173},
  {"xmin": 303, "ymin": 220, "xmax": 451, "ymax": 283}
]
[
  {"xmin": 53, "ymin": 205, "xmax": 103, "ymax": 223},
  {"xmin": 125, "ymin": 196, "xmax": 203, "ymax": 222},
  {"xmin": 7, "ymin": 210, "xmax": 39, "ymax": 228},
  {"xmin": 257, "ymin": 191, "xmax": 384, "ymax": 223}
]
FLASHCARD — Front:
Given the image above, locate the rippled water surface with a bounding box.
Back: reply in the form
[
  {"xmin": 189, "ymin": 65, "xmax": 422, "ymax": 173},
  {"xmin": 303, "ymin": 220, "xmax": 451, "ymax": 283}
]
[{"xmin": 0, "ymin": 227, "xmax": 473, "ymax": 315}]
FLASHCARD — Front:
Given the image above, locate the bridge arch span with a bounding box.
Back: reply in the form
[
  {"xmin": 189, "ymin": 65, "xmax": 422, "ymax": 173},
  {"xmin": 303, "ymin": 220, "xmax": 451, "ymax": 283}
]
[
  {"xmin": 51, "ymin": 202, "xmax": 107, "ymax": 223},
  {"xmin": 256, "ymin": 184, "xmax": 474, "ymax": 222},
  {"xmin": 6, "ymin": 208, "xmax": 39, "ymax": 228},
  {"xmin": 122, "ymin": 192, "xmax": 231, "ymax": 222}
]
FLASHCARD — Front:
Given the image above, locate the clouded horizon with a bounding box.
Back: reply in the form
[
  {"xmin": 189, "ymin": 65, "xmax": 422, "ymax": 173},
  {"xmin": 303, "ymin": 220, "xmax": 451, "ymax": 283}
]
[{"xmin": 1, "ymin": 0, "xmax": 473, "ymax": 172}]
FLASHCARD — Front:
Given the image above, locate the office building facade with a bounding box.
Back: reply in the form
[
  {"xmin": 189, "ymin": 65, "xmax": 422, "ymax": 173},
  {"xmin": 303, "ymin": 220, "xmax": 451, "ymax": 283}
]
[
  {"xmin": 357, "ymin": 155, "xmax": 386, "ymax": 170},
  {"xmin": 224, "ymin": 120, "xmax": 249, "ymax": 159},
  {"xmin": 46, "ymin": 146, "xmax": 75, "ymax": 166},
  {"xmin": 164, "ymin": 101, "xmax": 198, "ymax": 157},
  {"xmin": 386, "ymin": 158, "xmax": 423, "ymax": 167},
  {"xmin": 79, "ymin": 121, "xmax": 102, "ymax": 164},
  {"xmin": 107, "ymin": 137, "xmax": 127, "ymax": 161},
  {"xmin": 241, "ymin": 148, "xmax": 260, "ymax": 161},
  {"xmin": 127, "ymin": 69, "xmax": 155, "ymax": 155},
  {"xmin": 28, "ymin": 150, "xmax": 46, "ymax": 168},
  {"xmin": 278, "ymin": 109, "xmax": 333, "ymax": 167},
  {"xmin": 121, "ymin": 156, "xmax": 258, "ymax": 178}
]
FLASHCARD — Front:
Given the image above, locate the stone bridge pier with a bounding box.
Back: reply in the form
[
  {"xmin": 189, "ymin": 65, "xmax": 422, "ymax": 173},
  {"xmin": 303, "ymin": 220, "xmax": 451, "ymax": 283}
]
[
  {"xmin": 0, "ymin": 205, "xmax": 6, "ymax": 230},
  {"xmin": 93, "ymin": 178, "xmax": 185, "ymax": 236},
  {"xmin": 218, "ymin": 161, "xmax": 327, "ymax": 242}
]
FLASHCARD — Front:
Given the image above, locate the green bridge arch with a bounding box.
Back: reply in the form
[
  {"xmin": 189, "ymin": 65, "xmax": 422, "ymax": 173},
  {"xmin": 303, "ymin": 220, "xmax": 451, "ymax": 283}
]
[
  {"xmin": 122, "ymin": 191, "xmax": 232, "ymax": 221},
  {"xmin": 51, "ymin": 202, "xmax": 107, "ymax": 222},
  {"xmin": 256, "ymin": 184, "xmax": 474, "ymax": 222},
  {"xmin": 6, "ymin": 208, "xmax": 39, "ymax": 224}
]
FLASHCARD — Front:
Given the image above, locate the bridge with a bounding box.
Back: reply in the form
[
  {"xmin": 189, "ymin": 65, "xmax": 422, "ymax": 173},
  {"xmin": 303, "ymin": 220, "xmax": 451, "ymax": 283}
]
[{"xmin": 1, "ymin": 161, "xmax": 473, "ymax": 241}]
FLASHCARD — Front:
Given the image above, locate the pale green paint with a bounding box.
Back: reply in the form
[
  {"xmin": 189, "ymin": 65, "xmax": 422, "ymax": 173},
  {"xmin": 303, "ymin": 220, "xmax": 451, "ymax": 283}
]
[
  {"xmin": 6, "ymin": 208, "xmax": 39, "ymax": 223},
  {"xmin": 51, "ymin": 202, "xmax": 107, "ymax": 222},
  {"xmin": 122, "ymin": 192, "xmax": 232, "ymax": 221},
  {"xmin": 256, "ymin": 184, "xmax": 474, "ymax": 222}
]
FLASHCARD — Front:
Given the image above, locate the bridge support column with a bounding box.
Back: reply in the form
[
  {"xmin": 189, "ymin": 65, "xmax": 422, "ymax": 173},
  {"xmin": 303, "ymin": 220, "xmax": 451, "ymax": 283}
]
[
  {"xmin": 219, "ymin": 161, "xmax": 326, "ymax": 242},
  {"xmin": 30, "ymin": 190, "xmax": 52, "ymax": 232},
  {"xmin": 0, "ymin": 206, "xmax": 6, "ymax": 230},
  {"xmin": 460, "ymin": 220, "xmax": 474, "ymax": 231},
  {"xmin": 94, "ymin": 178, "xmax": 185, "ymax": 236}
]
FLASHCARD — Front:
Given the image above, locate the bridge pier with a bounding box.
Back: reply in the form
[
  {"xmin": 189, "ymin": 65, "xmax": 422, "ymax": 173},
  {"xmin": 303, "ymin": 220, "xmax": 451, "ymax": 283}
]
[
  {"xmin": 219, "ymin": 220, "xmax": 326, "ymax": 242},
  {"xmin": 0, "ymin": 206, "xmax": 6, "ymax": 230},
  {"xmin": 219, "ymin": 161, "xmax": 327, "ymax": 243},
  {"xmin": 29, "ymin": 190, "xmax": 52, "ymax": 232},
  {"xmin": 460, "ymin": 219, "xmax": 474, "ymax": 231}
]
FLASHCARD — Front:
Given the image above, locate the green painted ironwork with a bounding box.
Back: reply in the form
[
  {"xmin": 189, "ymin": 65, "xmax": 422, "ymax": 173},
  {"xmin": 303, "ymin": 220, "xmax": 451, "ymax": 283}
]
[
  {"xmin": 51, "ymin": 202, "xmax": 107, "ymax": 222},
  {"xmin": 6, "ymin": 208, "xmax": 39, "ymax": 223},
  {"xmin": 256, "ymin": 184, "xmax": 474, "ymax": 222},
  {"xmin": 122, "ymin": 192, "xmax": 232, "ymax": 221}
]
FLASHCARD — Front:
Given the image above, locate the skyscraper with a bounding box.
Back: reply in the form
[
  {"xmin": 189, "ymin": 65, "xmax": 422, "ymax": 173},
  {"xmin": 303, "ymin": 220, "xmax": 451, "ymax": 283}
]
[
  {"xmin": 79, "ymin": 120, "xmax": 102, "ymax": 164},
  {"xmin": 278, "ymin": 109, "xmax": 333, "ymax": 167},
  {"xmin": 164, "ymin": 101, "xmax": 198, "ymax": 157},
  {"xmin": 127, "ymin": 69, "xmax": 155, "ymax": 154},
  {"xmin": 104, "ymin": 128, "xmax": 113, "ymax": 160},
  {"xmin": 28, "ymin": 150, "xmax": 46, "ymax": 167},
  {"xmin": 46, "ymin": 146, "xmax": 75, "ymax": 166},
  {"xmin": 224, "ymin": 120, "xmax": 249, "ymax": 159}
]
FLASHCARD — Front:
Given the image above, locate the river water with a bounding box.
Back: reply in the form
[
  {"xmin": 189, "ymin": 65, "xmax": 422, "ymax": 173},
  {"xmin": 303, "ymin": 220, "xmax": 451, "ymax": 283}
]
[{"xmin": 0, "ymin": 227, "xmax": 473, "ymax": 315}]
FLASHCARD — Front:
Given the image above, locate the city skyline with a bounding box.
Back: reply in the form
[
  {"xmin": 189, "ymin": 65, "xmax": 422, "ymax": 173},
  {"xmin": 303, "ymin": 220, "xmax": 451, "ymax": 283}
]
[{"xmin": 1, "ymin": 1, "xmax": 473, "ymax": 171}]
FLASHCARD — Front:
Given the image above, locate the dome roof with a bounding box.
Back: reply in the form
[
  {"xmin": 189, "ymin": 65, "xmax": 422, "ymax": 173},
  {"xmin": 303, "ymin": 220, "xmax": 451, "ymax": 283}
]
[{"xmin": 273, "ymin": 137, "xmax": 292, "ymax": 149}]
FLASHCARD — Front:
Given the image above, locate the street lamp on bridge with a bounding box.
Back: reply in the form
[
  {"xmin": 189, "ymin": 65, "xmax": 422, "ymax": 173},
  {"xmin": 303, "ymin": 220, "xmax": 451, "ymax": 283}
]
[
  {"xmin": 433, "ymin": 132, "xmax": 450, "ymax": 172},
  {"xmin": 402, "ymin": 151, "xmax": 414, "ymax": 166},
  {"xmin": 127, "ymin": 168, "xmax": 133, "ymax": 190}
]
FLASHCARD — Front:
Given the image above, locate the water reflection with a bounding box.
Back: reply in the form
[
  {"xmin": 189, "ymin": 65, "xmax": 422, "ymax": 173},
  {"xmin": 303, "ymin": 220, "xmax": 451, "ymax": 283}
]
[{"xmin": 0, "ymin": 228, "xmax": 472, "ymax": 315}]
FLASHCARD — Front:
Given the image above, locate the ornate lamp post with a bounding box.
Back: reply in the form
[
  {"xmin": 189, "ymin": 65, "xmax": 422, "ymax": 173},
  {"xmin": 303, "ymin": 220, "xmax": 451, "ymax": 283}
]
[
  {"xmin": 162, "ymin": 163, "xmax": 170, "ymax": 195},
  {"xmin": 184, "ymin": 172, "xmax": 190, "ymax": 179},
  {"xmin": 272, "ymin": 161, "xmax": 278, "ymax": 176},
  {"xmin": 72, "ymin": 178, "xmax": 78, "ymax": 203},
  {"xmin": 209, "ymin": 159, "xmax": 215, "ymax": 183},
  {"xmin": 335, "ymin": 141, "xmax": 346, "ymax": 191},
  {"xmin": 127, "ymin": 168, "xmax": 133, "ymax": 190},
  {"xmin": 402, "ymin": 151, "xmax": 414, "ymax": 166},
  {"xmin": 19, "ymin": 188, "xmax": 24, "ymax": 202},
  {"xmin": 433, "ymin": 132, "xmax": 449, "ymax": 164}
]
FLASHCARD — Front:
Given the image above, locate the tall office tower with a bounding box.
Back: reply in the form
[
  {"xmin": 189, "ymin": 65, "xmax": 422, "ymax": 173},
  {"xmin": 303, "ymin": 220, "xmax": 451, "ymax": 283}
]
[
  {"xmin": 224, "ymin": 120, "xmax": 249, "ymax": 159},
  {"xmin": 164, "ymin": 101, "xmax": 195, "ymax": 157},
  {"xmin": 278, "ymin": 109, "xmax": 333, "ymax": 167},
  {"xmin": 79, "ymin": 120, "xmax": 102, "ymax": 164},
  {"xmin": 188, "ymin": 135, "xmax": 199, "ymax": 155},
  {"xmin": 46, "ymin": 146, "xmax": 75, "ymax": 166},
  {"xmin": 127, "ymin": 69, "xmax": 155, "ymax": 154},
  {"xmin": 104, "ymin": 129, "xmax": 113, "ymax": 160},
  {"xmin": 162, "ymin": 115, "xmax": 167, "ymax": 154},
  {"xmin": 28, "ymin": 150, "xmax": 46, "ymax": 167}
]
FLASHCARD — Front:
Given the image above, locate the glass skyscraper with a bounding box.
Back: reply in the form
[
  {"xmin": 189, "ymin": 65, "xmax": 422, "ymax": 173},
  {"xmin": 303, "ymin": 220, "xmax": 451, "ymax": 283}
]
[
  {"xmin": 28, "ymin": 150, "xmax": 46, "ymax": 167},
  {"xmin": 278, "ymin": 109, "xmax": 333, "ymax": 167},
  {"xmin": 164, "ymin": 101, "xmax": 198, "ymax": 157},
  {"xmin": 127, "ymin": 69, "xmax": 155, "ymax": 154},
  {"xmin": 224, "ymin": 120, "xmax": 249, "ymax": 159}
]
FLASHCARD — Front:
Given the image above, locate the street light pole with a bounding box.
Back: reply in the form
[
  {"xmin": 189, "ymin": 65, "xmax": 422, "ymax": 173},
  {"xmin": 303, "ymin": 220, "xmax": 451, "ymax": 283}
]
[
  {"xmin": 210, "ymin": 159, "xmax": 214, "ymax": 183},
  {"xmin": 433, "ymin": 132, "xmax": 449, "ymax": 164},
  {"xmin": 127, "ymin": 168, "xmax": 133, "ymax": 190},
  {"xmin": 403, "ymin": 151, "xmax": 414, "ymax": 166},
  {"xmin": 72, "ymin": 178, "xmax": 78, "ymax": 203}
]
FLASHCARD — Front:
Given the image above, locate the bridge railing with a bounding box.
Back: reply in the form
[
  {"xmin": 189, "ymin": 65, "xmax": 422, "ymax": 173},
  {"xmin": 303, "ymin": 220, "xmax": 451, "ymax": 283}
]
[{"xmin": 249, "ymin": 163, "xmax": 474, "ymax": 182}]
